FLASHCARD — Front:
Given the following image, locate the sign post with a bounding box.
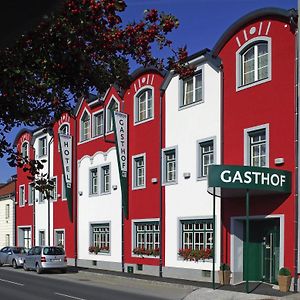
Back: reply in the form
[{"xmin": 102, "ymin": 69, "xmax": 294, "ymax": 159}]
[
  {"xmin": 208, "ymin": 165, "xmax": 291, "ymax": 293},
  {"xmin": 59, "ymin": 133, "xmax": 73, "ymax": 222}
]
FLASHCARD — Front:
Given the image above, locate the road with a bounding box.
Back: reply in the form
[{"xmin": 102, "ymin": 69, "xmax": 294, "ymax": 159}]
[{"xmin": 0, "ymin": 267, "xmax": 195, "ymax": 300}]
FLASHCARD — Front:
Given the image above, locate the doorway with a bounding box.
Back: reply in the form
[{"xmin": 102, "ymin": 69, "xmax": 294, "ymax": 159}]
[{"xmin": 243, "ymin": 218, "xmax": 280, "ymax": 283}]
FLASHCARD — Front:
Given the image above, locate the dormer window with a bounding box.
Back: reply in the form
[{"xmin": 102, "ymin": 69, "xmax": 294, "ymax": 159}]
[
  {"xmin": 237, "ymin": 38, "xmax": 271, "ymax": 90},
  {"xmin": 80, "ymin": 111, "xmax": 91, "ymax": 141},
  {"xmin": 106, "ymin": 99, "xmax": 119, "ymax": 133},
  {"xmin": 21, "ymin": 142, "xmax": 29, "ymax": 159},
  {"xmin": 135, "ymin": 88, "xmax": 153, "ymax": 123}
]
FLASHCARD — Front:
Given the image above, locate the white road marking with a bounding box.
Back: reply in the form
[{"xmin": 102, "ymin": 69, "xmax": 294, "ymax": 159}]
[
  {"xmin": 54, "ymin": 292, "xmax": 86, "ymax": 300},
  {"xmin": 0, "ymin": 278, "xmax": 24, "ymax": 286}
]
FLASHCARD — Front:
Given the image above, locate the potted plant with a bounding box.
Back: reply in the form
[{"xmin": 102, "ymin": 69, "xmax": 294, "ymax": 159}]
[
  {"xmin": 278, "ymin": 267, "xmax": 291, "ymax": 292},
  {"xmin": 219, "ymin": 263, "xmax": 231, "ymax": 285}
]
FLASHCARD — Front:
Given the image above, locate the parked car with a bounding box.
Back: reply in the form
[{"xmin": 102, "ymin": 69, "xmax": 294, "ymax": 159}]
[
  {"xmin": 0, "ymin": 246, "xmax": 27, "ymax": 268},
  {"xmin": 23, "ymin": 246, "xmax": 67, "ymax": 274}
]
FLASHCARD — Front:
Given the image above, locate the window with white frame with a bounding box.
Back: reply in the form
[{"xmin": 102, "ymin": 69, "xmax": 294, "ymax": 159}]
[
  {"xmin": 50, "ymin": 177, "xmax": 57, "ymax": 200},
  {"xmin": 199, "ymin": 140, "xmax": 214, "ymax": 177},
  {"xmin": 100, "ymin": 165, "xmax": 110, "ymax": 194},
  {"xmin": 21, "ymin": 142, "xmax": 29, "ymax": 159},
  {"xmin": 28, "ymin": 183, "xmax": 35, "ymax": 205},
  {"xmin": 20, "ymin": 228, "xmax": 31, "ymax": 249},
  {"xmin": 62, "ymin": 175, "xmax": 67, "ymax": 200},
  {"xmin": 248, "ymin": 129, "xmax": 267, "ymax": 167},
  {"xmin": 162, "ymin": 148, "xmax": 177, "ymax": 184},
  {"xmin": 39, "ymin": 191, "xmax": 45, "ymax": 203},
  {"xmin": 107, "ymin": 99, "xmax": 119, "ymax": 133},
  {"xmin": 55, "ymin": 230, "xmax": 65, "ymax": 248},
  {"xmin": 19, "ymin": 186, "xmax": 25, "ymax": 206},
  {"xmin": 239, "ymin": 41, "xmax": 270, "ymax": 87},
  {"xmin": 91, "ymin": 224, "xmax": 110, "ymax": 252},
  {"xmin": 135, "ymin": 88, "xmax": 153, "ymax": 123},
  {"xmin": 80, "ymin": 111, "xmax": 91, "ymax": 141},
  {"xmin": 38, "ymin": 137, "xmax": 47, "ymax": 157},
  {"xmin": 5, "ymin": 234, "xmax": 10, "ymax": 246},
  {"xmin": 134, "ymin": 222, "xmax": 160, "ymax": 251},
  {"xmin": 39, "ymin": 230, "xmax": 45, "ymax": 246},
  {"xmin": 182, "ymin": 70, "xmax": 203, "ymax": 107},
  {"xmin": 133, "ymin": 155, "xmax": 145, "ymax": 189},
  {"xmin": 5, "ymin": 204, "xmax": 9, "ymax": 219},
  {"xmin": 89, "ymin": 168, "xmax": 98, "ymax": 195},
  {"xmin": 181, "ymin": 219, "xmax": 213, "ymax": 250},
  {"xmin": 93, "ymin": 111, "xmax": 104, "ymax": 137}
]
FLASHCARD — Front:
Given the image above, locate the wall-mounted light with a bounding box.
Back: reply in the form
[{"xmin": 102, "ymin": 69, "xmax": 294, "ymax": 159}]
[
  {"xmin": 183, "ymin": 172, "xmax": 191, "ymax": 179},
  {"xmin": 274, "ymin": 158, "xmax": 284, "ymax": 165},
  {"xmin": 112, "ymin": 185, "xmax": 118, "ymax": 190},
  {"xmin": 78, "ymin": 191, "xmax": 83, "ymax": 196},
  {"xmin": 151, "ymin": 178, "xmax": 158, "ymax": 184}
]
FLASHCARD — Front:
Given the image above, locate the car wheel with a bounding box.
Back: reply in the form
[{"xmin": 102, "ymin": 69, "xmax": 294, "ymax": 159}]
[
  {"xmin": 0, "ymin": 262, "xmax": 2, "ymax": 267},
  {"xmin": 12, "ymin": 259, "xmax": 17, "ymax": 269},
  {"xmin": 36, "ymin": 263, "xmax": 43, "ymax": 274},
  {"xmin": 61, "ymin": 268, "xmax": 67, "ymax": 274},
  {"xmin": 23, "ymin": 261, "xmax": 28, "ymax": 271}
]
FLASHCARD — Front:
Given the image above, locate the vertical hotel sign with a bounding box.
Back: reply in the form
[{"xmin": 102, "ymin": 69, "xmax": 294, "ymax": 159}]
[
  {"xmin": 59, "ymin": 134, "xmax": 73, "ymax": 222},
  {"xmin": 112, "ymin": 111, "xmax": 128, "ymax": 218}
]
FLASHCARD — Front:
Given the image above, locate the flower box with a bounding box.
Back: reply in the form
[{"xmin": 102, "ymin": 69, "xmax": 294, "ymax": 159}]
[
  {"xmin": 89, "ymin": 245, "xmax": 110, "ymax": 254},
  {"xmin": 178, "ymin": 248, "xmax": 212, "ymax": 262},
  {"xmin": 132, "ymin": 247, "xmax": 160, "ymax": 257}
]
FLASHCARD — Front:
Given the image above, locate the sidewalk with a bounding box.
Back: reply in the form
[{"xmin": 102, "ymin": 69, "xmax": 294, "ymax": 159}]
[{"xmin": 66, "ymin": 267, "xmax": 299, "ymax": 300}]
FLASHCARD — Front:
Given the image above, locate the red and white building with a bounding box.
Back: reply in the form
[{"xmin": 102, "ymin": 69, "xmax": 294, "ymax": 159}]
[{"xmin": 13, "ymin": 6, "xmax": 300, "ymax": 290}]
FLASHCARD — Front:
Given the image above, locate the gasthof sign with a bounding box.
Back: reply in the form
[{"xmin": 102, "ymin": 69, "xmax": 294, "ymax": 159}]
[{"xmin": 208, "ymin": 165, "xmax": 291, "ymax": 193}]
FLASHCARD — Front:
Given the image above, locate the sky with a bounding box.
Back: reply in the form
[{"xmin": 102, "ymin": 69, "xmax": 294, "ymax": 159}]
[{"xmin": 0, "ymin": 0, "xmax": 297, "ymax": 183}]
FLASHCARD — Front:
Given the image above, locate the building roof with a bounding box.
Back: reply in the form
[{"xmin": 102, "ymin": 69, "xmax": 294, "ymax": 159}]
[
  {"xmin": 212, "ymin": 7, "xmax": 297, "ymax": 57},
  {"xmin": 0, "ymin": 180, "xmax": 15, "ymax": 198}
]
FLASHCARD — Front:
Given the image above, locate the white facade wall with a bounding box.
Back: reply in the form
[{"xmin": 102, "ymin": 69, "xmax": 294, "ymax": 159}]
[
  {"xmin": 77, "ymin": 147, "xmax": 122, "ymax": 264},
  {"xmin": 33, "ymin": 132, "xmax": 54, "ymax": 246},
  {"xmin": 164, "ymin": 62, "xmax": 221, "ymax": 272},
  {"xmin": 0, "ymin": 197, "xmax": 15, "ymax": 248}
]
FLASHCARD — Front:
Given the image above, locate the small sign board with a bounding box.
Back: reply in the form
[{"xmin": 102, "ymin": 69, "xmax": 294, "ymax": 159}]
[{"xmin": 208, "ymin": 165, "xmax": 291, "ymax": 193}]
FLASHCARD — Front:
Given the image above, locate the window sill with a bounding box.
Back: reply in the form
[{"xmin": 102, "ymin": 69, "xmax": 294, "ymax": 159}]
[
  {"xmin": 134, "ymin": 116, "xmax": 154, "ymax": 126},
  {"xmin": 179, "ymin": 100, "xmax": 203, "ymax": 111},
  {"xmin": 197, "ymin": 176, "xmax": 207, "ymax": 182},
  {"xmin": 132, "ymin": 185, "xmax": 146, "ymax": 191},
  {"xmin": 236, "ymin": 77, "xmax": 271, "ymax": 92},
  {"xmin": 100, "ymin": 191, "xmax": 111, "ymax": 196},
  {"xmin": 89, "ymin": 251, "xmax": 111, "ymax": 256},
  {"xmin": 162, "ymin": 181, "xmax": 177, "ymax": 186}
]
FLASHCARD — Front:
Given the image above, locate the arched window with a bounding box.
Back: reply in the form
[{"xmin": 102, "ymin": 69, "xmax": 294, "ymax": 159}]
[
  {"xmin": 106, "ymin": 99, "xmax": 119, "ymax": 133},
  {"xmin": 80, "ymin": 111, "xmax": 90, "ymax": 141},
  {"xmin": 59, "ymin": 124, "xmax": 70, "ymax": 135},
  {"xmin": 21, "ymin": 142, "xmax": 29, "ymax": 159},
  {"xmin": 135, "ymin": 88, "xmax": 153, "ymax": 123},
  {"xmin": 241, "ymin": 41, "xmax": 269, "ymax": 86}
]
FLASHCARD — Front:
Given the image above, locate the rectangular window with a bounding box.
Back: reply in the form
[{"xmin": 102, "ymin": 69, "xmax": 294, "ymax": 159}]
[
  {"xmin": 91, "ymin": 224, "xmax": 110, "ymax": 252},
  {"xmin": 136, "ymin": 89, "xmax": 153, "ymax": 123},
  {"xmin": 62, "ymin": 175, "xmax": 67, "ymax": 200},
  {"xmin": 182, "ymin": 70, "xmax": 202, "ymax": 107},
  {"xmin": 162, "ymin": 147, "xmax": 177, "ymax": 184},
  {"xmin": 39, "ymin": 191, "xmax": 45, "ymax": 204},
  {"xmin": 181, "ymin": 219, "xmax": 213, "ymax": 250},
  {"xmin": 249, "ymin": 129, "xmax": 266, "ymax": 167},
  {"xmin": 19, "ymin": 186, "xmax": 25, "ymax": 206},
  {"xmin": 55, "ymin": 230, "xmax": 65, "ymax": 248},
  {"xmin": 5, "ymin": 234, "xmax": 10, "ymax": 246},
  {"xmin": 38, "ymin": 137, "xmax": 47, "ymax": 157},
  {"xmin": 89, "ymin": 168, "xmax": 98, "ymax": 195},
  {"xmin": 133, "ymin": 155, "xmax": 145, "ymax": 189},
  {"xmin": 22, "ymin": 228, "xmax": 31, "ymax": 249},
  {"xmin": 134, "ymin": 222, "xmax": 160, "ymax": 253},
  {"xmin": 28, "ymin": 183, "xmax": 35, "ymax": 205},
  {"xmin": 199, "ymin": 140, "xmax": 214, "ymax": 177},
  {"xmin": 5, "ymin": 204, "xmax": 9, "ymax": 219},
  {"xmin": 93, "ymin": 111, "xmax": 104, "ymax": 137},
  {"xmin": 101, "ymin": 165, "xmax": 110, "ymax": 194},
  {"xmin": 39, "ymin": 231, "xmax": 45, "ymax": 246},
  {"xmin": 50, "ymin": 177, "xmax": 57, "ymax": 201}
]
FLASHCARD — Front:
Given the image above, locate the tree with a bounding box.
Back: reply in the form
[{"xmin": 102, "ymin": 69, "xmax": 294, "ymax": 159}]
[{"xmin": 0, "ymin": 0, "xmax": 192, "ymax": 191}]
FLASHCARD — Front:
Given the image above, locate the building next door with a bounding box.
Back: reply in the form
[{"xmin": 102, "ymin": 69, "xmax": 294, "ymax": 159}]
[{"xmin": 243, "ymin": 218, "xmax": 279, "ymax": 283}]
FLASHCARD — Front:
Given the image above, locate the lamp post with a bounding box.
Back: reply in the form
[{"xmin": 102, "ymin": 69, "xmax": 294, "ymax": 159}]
[{"xmin": 47, "ymin": 135, "xmax": 54, "ymax": 246}]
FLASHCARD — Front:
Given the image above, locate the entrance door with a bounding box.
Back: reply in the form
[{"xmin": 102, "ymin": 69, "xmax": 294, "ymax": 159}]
[{"xmin": 243, "ymin": 218, "xmax": 279, "ymax": 283}]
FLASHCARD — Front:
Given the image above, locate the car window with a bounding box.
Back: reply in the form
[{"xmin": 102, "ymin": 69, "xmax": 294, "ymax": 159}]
[
  {"xmin": 13, "ymin": 247, "xmax": 27, "ymax": 254},
  {"xmin": 0, "ymin": 247, "xmax": 7, "ymax": 253},
  {"xmin": 34, "ymin": 247, "xmax": 41, "ymax": 255},
  {"xmin": 28, "ymin": 248, "xmax": 34, "ymax": 255},
  {"xmin": 43, "ymin": 247, "xmax": 65, "ymax": 255}
]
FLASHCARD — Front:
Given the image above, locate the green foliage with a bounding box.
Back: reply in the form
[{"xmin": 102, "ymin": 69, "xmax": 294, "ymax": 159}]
[
  {"xmin": 220, "ymin": 263, "xmax": 230, "ymax": 271},
  {"xmin": 278, "ymin": 267, "xmax": 291, "ymax": 276}
]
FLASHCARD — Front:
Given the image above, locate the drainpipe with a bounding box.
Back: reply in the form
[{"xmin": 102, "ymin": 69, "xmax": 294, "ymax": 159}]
[
  {"xmin": 159, "ymin": 90, "xmax": 163, "ymax": 278},
  {"xmin": 294, "ymin": 5, "xmax": 299, "ymax": 292},
  {"xmin": 47, "ymin": 136, "xmax": 54, "ymax": 246}
]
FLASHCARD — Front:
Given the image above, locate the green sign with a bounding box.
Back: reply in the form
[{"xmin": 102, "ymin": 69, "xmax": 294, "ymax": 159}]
[{"xmin": 208, "ymin": 165, "xmax": 291, "ymax": 193}]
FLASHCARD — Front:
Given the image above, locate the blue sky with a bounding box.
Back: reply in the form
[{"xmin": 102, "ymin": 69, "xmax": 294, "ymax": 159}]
[{"xmin": 0, "ymin": 0, "xmax": 296, "ymax": 183}]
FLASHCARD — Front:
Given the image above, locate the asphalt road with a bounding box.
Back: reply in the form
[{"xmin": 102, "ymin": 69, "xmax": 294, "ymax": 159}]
[{"xmin": 0, "ymin": 267, "xmax": 195, "ymax": 300}]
